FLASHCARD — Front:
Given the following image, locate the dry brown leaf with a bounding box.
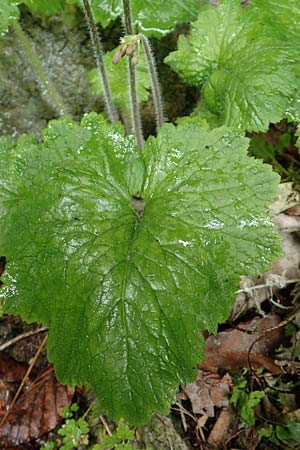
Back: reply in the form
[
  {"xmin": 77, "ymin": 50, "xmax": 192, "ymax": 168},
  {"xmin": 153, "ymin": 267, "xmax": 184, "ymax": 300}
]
[
  {"xmin": 285, "ymin": 205, "xmax": 300, "ymax": 215},
  {"xmin": 184, "ymin": 371, "xmax": 232, "ymax": 417},
  {"xmin": 0, "ymin": 365, "xmax": 74, "ymax": 448},
  {"xmin": 200, "ymin": 314, "xmax": 284, "ymax": 375}
]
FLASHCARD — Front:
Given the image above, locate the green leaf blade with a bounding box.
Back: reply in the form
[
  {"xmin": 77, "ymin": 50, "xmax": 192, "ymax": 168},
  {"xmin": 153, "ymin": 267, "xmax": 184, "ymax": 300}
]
[
  {"xmin": 0, "ymin": 0, "xmax": 19, "ymax": 36},
  {"xmin": 0, "ymin": 115, "xmax": 281, "ymax": 424},
  {"xmin": 67, "ymin": 0, "xmax": 204, "ymax": 36},
  {"xmin": 21, "ymin": 0, "xmax": 65, "ymax": 14},
  {"xmin": 165, "ymin": 0, "xmax": 300, "ymax": 132}
]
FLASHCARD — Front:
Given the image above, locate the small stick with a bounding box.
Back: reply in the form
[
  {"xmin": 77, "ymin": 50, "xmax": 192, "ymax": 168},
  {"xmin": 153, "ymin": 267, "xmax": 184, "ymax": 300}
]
[
  {"xmin": 0, "ymin": 326, "xmax": 48, "ymax": 352},
  {"xmin": 235, "ymin": 278, "xmax": 300, "ymax": 294},
  {"xmin": 247, "ymin": 309, "xmax": 299, "ymax": 387},
  {"xmin": 100, "ymin": 415, "xmax": 112, "ymax": 436},
  {"xmin": 0, "ymin": 334, "xmax": 48, "ymax": 427},
  {"xmin": 176, "ymin": 400, "xmax": 188, "ymax": 432}
]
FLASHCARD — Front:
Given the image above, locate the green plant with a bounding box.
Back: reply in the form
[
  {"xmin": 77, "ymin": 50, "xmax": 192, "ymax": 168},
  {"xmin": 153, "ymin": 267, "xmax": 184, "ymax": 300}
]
[
  {"xmin": 41, "ymin": 405, "xmax": 148, "ymax": 450},
  {"xmin": 230, "ymin": 377, "xmax": 265, "ymax": 426},
  {"xmin": 0, "ymin": 114, "xmax": 281, "ymax": 424},
  {"xmin": 41, "ymin": 404, "xmax": 90, "ymax": 450},
  {"xmin": 249, "ymin": 132, "xmax": 300, "ymax": 182},
  {"xmin": 66, "ymin": 0, "xmax": 203, "ymax": 36},
  {"xmin": 259, "ymin": 420, "xmax": 300, "ymax": 449},
  {"xmin": 165, "ymin": 0, "xmax": 300, "ymax": 132},
  {"xmin": 1, "ymin": 0, "xmax": 298, "ymax": 427},
  {"xmin": 93, "ymin": 420, "xmax": 136, "ymax": 450}
]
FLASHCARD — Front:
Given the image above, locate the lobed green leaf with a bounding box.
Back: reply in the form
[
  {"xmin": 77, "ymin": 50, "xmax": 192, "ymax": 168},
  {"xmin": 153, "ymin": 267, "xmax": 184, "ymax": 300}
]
[
  {"xmin": 0, "ymin": 114, "xmax": 281, "ymax": 424},
  {"xmin": 67, "ymin": 0, "xmax": 205, "ymax": 36},
  {"xmin": 165, "ymin": 0, "xmax": 300, "ymax": 132}
]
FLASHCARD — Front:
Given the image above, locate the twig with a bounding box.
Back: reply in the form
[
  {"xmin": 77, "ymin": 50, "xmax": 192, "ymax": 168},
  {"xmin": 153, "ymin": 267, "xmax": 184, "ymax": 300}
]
[
  {"xmin": 236, "ymin": 278, "xmax": 300, "ymax": 294},
  {"xmin": 0, "ymin": 326, "xmax": 48, "ymax": 352},
  {"xmin": 12, "ymin": 20, "xmax": 68, "ymax": 117},
  {"xmin": 176, "ymin": 400, "xmax": 188, "ymax": 432},
  {"xmin": 247, "ymin": 309, "xmax": 300, "ymax": 389},
  {"xmin": 100, "ymin": 415, "xmax": 112, "ymax": 436},
  {"xmin": 140, "ymin": 34, "xmax": 164, "ymax": 131},
  {"xmin": 0, "ymin": 334, "xmax": 48, "ymax": 427},
  {"xmin": 172, "ymin": 403, "xmax": 197, "ymax": 422},
  {"xmin": 82, "ymin": 403, "xmax": 94, "ymax": 419},
  {"xmin": 82, "ymin": 0, "xmax": 118, "ymax": 122},
  {"xmin": 268, "ymin": 297, "xmax": 293, "ymax": 310}
]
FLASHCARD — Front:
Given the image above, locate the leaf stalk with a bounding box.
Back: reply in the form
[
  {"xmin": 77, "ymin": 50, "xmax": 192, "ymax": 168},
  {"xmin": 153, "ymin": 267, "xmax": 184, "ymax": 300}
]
[
  {"xmin": 12, "ymin": 20, "xmax": 68, "ymax": 117},
  {"xmin": 82, "ymin": 0, "xmax": 118, "ymax": 122}
]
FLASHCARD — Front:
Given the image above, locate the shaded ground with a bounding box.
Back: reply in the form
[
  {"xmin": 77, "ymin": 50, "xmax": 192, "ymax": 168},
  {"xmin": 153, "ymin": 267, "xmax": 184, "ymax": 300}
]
[{"xmin": 0, "ymin": 4, "xmax": 300, "ymax": 450}]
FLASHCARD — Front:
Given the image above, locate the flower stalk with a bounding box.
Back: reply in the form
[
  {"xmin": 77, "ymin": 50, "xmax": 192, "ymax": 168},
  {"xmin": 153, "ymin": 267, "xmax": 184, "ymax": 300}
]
[
  {"xmin": 82, "ymin": 0, "xmax": 118, "ymax": 122},
  {"xmin": 140, "ymin": 34, "xmax": 164, "ymax": 131},
  {"xmin": 122, "ymin": 0, "xmax": 144, "ymax": 149}
]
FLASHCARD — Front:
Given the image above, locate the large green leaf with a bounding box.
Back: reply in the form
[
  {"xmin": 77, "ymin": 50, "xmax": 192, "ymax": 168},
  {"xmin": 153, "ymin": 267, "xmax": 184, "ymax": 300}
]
[
  {"xmin": 165, "ymin": 0, "xmax": 300, "ymax": 132},
  {"xmin": 0, "ymin": 114, "xmax": 281, "ymax": 424},
  {"xmin": 0, "ymin": 0, "xmax": 19, "ymax": 35},
  {"xmin": 250, "ymin": 0, "xmax": 300, "ymax": 43},
  {"xmin": 67, "ymin": 0, "xmax": 204, "ymax": 36},
  {"xmin": 21, "ymin": 0, "xmax": 65, "ymax": 14},
  {"xmin": 87, "ymin": 48, "xmax": 150, "ymax": 111},
  {"xmin": 66, "ymin": 0, "xmax": 122, "ymax": 29}
]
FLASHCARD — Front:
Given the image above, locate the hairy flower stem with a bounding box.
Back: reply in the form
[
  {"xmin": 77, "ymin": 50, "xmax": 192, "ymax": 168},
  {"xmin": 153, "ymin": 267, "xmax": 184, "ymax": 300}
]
[
  {"xmin": 82, "ymin": 0, "xmax": 118, "ymax": 122},
  {"xmin": 122, "ymin": 0, "xmax": 144, "ymax": 149},
  {"xmin": 140, "ymin": 34, "xmax": 164, "ymax": 131},
  {"xmin": 12, "ymin": 20, "xmax": 68, "ymax": 117}
]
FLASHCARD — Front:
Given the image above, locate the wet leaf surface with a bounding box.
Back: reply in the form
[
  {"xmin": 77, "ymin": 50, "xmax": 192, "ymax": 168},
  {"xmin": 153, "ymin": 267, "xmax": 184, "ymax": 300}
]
[{"xmin": 0, "ymin": 115, "xmax": 281, "ymax": 424}]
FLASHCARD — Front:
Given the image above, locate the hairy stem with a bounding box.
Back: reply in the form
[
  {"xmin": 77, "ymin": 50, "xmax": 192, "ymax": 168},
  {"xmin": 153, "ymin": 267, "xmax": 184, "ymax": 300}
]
[
  {"xmin": 12, "ymin": 20, "xmax": 68, "ymax": 117},
  {"xmin": 140, "ymin": 34, "xmax": 164, "ymax": 131},
  {"xmin": 123, "ymin": 0, "xmax": 133, "ymax": 34},
  {"xmin": 82, "ymin": 0, "xmax": 118, "ymax": 122},
  {"xmin": 122, "ymin": 0, "xmax": 144, "ymax": 148},
  {"xmin": 128, "ymin": 61, "xmax": 144, "ymax": 148}
]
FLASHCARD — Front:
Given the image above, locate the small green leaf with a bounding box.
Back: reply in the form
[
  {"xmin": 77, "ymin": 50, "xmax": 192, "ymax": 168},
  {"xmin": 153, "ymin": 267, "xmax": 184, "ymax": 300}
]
[
  {"xmin": 165, "ymin": 0, "xmax": 300, "ymax": 132},
  {"xmin": 286, "ymin": 420, "xmax": 300, "ymax": 442},
  {"xmin": 0, "ymin": 0, "xmax": 19, "ymax": 36},
  {"xmin": 67, "ymin": 0, "xmax": 205, "ymax": 36},
  {"xmin": 87, "ymin": 48, "xmax": 150, "ymax": 112},
  {"xmin": 115, "ymin": 444, "xmax": 134, "ymax": 450},
  {"xmin": 40, "ymin": 443, "xmax": 55, "ymax": 450},
  {"xmin": 0, "ymin": 114, "xmax": 281, "ymax": 424},
  {"xmin": 230, "ymin": 380, "xmax": 264, "ymax": 425},
  {"xmin": 115, "ymin": 421, "xmax": 135, "ymax": 441}
]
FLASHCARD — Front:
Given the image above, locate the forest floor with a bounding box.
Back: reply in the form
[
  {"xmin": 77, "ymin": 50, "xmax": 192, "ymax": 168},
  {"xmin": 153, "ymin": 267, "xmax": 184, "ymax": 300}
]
[{"xmin": 1, "ymin": 5, "xmax": 300, "ymax": 450}]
